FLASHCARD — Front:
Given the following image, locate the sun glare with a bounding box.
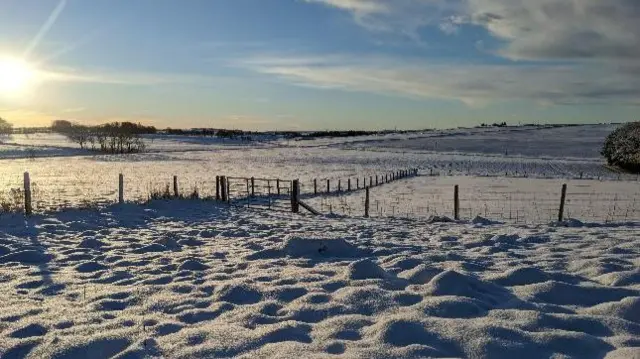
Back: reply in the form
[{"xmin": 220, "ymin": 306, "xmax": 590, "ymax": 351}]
[{"xmin": 0, "ymin": 56, "xmax": 36, "ymax": 97}]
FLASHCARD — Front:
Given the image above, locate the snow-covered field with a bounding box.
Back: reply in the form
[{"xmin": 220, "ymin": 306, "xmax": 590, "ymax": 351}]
[
  {"xmin": 1, "ymin": 124, "xmax": 638, "ymax": 220},
  {"xmin": 1, "ymin": 124, "xmax": 639, "ymax": 358},
  {"xmin": 0, "ymin": 201, "xmax": 639, "ymax": 358}
]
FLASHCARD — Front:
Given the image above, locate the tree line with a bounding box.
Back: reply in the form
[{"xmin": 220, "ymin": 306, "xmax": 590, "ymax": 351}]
[{"xmin": 51, "ymin": 120, "xmax": 157, "ymax": 154}]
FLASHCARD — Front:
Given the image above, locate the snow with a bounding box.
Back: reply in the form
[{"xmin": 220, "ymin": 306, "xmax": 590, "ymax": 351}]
[
  {"xmin": 0, "ymin": 200, "xmax": 638, "ymax": 358},
  {"xmin": 1, "ymin": 123, "xmax": 639, "ymax": 357}
]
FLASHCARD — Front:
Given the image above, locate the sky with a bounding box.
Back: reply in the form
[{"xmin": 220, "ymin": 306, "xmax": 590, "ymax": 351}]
[{"xmin": 0, "ymin": 0, "xmax": 638, "ymax": 130}]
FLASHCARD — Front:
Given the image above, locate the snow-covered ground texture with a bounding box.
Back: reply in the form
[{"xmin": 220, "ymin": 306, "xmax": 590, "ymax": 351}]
[
  {"xmin": 342, "ymin": 124, "xmax": 617, "ymax": 159},
  {"xmin": 0, "ymin": 201, "xmax": 639, "ymax": 358}
]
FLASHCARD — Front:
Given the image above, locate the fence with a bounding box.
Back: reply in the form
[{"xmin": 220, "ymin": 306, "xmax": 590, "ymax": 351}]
[
  {"xmin": 3, "ymin": 170, "xmax": 639, "ymax": 224},
  {"xmin": 308, "ymin": 181, "xmax": 640, "ymax": 224}
]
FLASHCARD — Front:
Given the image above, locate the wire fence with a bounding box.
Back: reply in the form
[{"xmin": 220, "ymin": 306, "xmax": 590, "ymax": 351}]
[
  {"xmin": 2, "ymin": 170, "xmax": 639, "ymax": 224},
  {"xmin": 307, "ymin": 181, "xmax": 640, "ymax": 224}
]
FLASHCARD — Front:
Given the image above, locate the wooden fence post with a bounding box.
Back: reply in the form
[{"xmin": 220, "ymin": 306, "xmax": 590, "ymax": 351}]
[
  {"xmin": 558, "ymin": 184, "xmax": 567, "ymax": 222},
  {"xmin": 277, "ymin": 179, "xmax": 281, "ymax": 195},
  {"xmin": 252, "ymin": 177, "xmax": 257, "ymax": 197},
  {"xmin": 291, "ymin": 180, "xmax": 300, "ymax": 213},
  {"xmin": 454, "ymin": 185, "xmax": 460, "ymax": 220},
  {"xmin": 24, "ymin": 172, "xmax": 32, "ymax": 216},
  {"xmin": 327, "ymin": 179, "xmax": 330, "ymax": 193},
  {"xmin": 348, "ymin": 178, "xmax": 351, "ymax": 191},
  {"xmin": 313, "ymin": 179, "xmax": 317, "ymax": 195},
  {"xmin": 338, "ymin": 179, "xmax": 341, "ymax": 192},
  {"xmin": 118, "ymin": 173, "xmax": 124, "ymax": 204},
  {"xmin": 226, "ymin": 177, "xmax": 231, "ymax": 203},
  {"xmin": 356, "ymin": 178, "xmax": 359, "ymax": 189},
  {"xmin": 364, "ymin": 187, "xmax": 370, "ymax": 218},
  {"xmin": 216, "ymin": 176, "xmax": 221, "ymax": 201},
  {"xmin": 220, "ymin": 176, "xmax": 227, "ymax": 202},
  {"xmin": 376, "ymin": 175, "xmax": 379, "ymax": 186},
  {"xmin": 173, "ymin": 175, "xmax": 179, "ymax": 198}
]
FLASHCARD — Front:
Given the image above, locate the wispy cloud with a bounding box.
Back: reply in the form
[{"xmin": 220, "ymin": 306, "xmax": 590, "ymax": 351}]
[
  {"xmin": 244, "ymin": 54, "xmax": 640, "ymax": 106},
  {"xmin": 37, "ymin": 67, "xmax": 218, "ymax": 87}
]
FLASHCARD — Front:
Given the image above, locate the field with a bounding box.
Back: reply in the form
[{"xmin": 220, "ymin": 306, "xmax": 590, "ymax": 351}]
[
  {"xmin": 1, "ymin": 124, "xmax": 638, "ymax": 223},
  {"xmin": 1, "ymin": 124, "xmax": 639, "ymax": 358}
]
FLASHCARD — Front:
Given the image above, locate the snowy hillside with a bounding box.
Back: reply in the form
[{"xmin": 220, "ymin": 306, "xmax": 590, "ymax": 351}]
[{"xmin": 0, "ymin": 201, "xmax": 638, "ymax": 358}]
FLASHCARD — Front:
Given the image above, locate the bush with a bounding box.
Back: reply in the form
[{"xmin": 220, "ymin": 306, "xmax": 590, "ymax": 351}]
[{"xmin": 602, "ymin": 122, "xmax": 640, "ymax": 173}]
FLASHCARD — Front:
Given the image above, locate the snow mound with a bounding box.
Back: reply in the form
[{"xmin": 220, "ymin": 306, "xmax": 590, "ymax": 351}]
[
  {"xmin": 398, "ymin": 264, "xmax": 442, "ymax": 284},
  {"xmin": 580, "ymin": 296, "xmax": 640, "ymax": 323},
  {"xmin": 0, "ymin": 250, "xmax": 52, "ymax": 264},
  {"xmin": 514, "ymin": 281, "xmax": 639, "ymax": 306},
  {"xmin": 282, "ymin": 236, "xmax": 364, "ymax": 258},
  {"xmin": 426, "ymin": 215, "xmax": 454, "ymax": 223},
  {"xmin": 425, "ymin": 270, "xmax": 516, "ymax": 308},
  {"xmin": 178, "ymin": 259, "xmax": 209, "ymax": 271},
  {"xmin": 345, "ymin": 259, "xmax": 390, "ymax": 280},
  {"xmin": 488, "ymin": 266, "xmax": 550, "ymax": 286},
  {"xmin": 489, "ymin": 233, "xmax": 520, "ymax": 244},
  {"xmin": 472, "ymin": 216, "xmax": 502, "ymax": 225},
  {"xmin": 133, "ymin": 243, "xmax": 168, "ymax": 254},
  {"xmin": 418, "ymin": 296, "xmax": 487, "ymax": 318},
  {"xmin": 604, "ymin": 348, "xmax": 640, "ymax": 359},
  {"xmin": 78, "ymin": 238, "xmax": 106, "ymax": 249},
  {"xmin": 596, "ymin": 269, "xmax": 640, "ymax": 287},
  {"xmin": 216, "ymin": 283, "xmax": 263, "ymax": 304},
  {"xmin": 153, "ymin": 237, "xmax": 181, "ymax": 250}
]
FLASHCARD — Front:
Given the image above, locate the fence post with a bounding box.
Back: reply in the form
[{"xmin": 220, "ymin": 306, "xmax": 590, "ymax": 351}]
[
  {"xmin": 216, "ymin": 176, "xmax": 221, "ymax": 201},
  {"xmin": 327, "ymin": 179, "xmax": 330, "ymax": 193},
  {"xmin": 251, "ymin": 177, "xmax": 255, "ymax": 197},
  {"xmin": 24, "ymin": 172, "xmax": 32, "ymax": 216},
  {"xmin": 370, "ymin": 176, "xmax": 373, "ymax": 187},
  {"xmin": 277, "ymin": 179, "xmax": 281, "ymax": 195},
  {"xmin": 220, "ymin": 176, "xmax": 227, "ymax": 202},
  {"xmin": 376, "ymin": 175, "xmax": 378, "ymax": 186},
  {"xmin": 454, "ymin": 185, "xmax": 460, "ymax": 220},
  {"xmin": 291, "ymin": 179, "xmax": 300, "ymax": 213},
  {"xmin": 313, "ymin": 179, "xmax": 317, "ymax": 195},
  {"xmin": 226, "ymin": 177, "xmax": 231, "ymax": 203},
  {"xmin": 338, "ymin": 179, "xmax": 341, "ymax": 192},
  {"xmin": 118, "ymin": 173, "xmax": 124, "ymax": 204},
  {"xmin": 173, "ymin": 175, "xmax": 179, "ymax": 198},
  {"xmin": 365, "ymin": 187, "xmax": 370, "ymax": 218},
  {"xmin": 348, "ymin": 178, "xmax": 351, "ymax": 191},
  {"xmin": 558, "ymin": 184, "xmax": 567, "ymax": 222},
  {"xmin": 356, "ymin": 178, "xmax": 359, "ymax": 189}
]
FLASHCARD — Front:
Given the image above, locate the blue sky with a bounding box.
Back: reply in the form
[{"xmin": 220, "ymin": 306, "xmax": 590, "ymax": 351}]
[{"xmin": 0, "ymin": 0, "xmax": 638, "ymax": 130}]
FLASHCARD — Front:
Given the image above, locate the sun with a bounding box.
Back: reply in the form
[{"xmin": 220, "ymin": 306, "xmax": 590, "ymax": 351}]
[{"xmin": 0, "ymin": 57, "xmax": 36, "ymax": 97}]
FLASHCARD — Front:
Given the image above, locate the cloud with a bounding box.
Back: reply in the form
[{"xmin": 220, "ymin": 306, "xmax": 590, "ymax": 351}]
[
  {"xmin": 466, "ymin": 0, "xmax": 640, "ymax": 62},
  {"xmin": 308, "ymin": 0, "xmax": 640, "ymax": 65},
  {"xmin": 304, "ymin": 0, "xmax": 461, "ymax": 39},
  {"xmin": 37, "ymin": 67, "xmax": 217, "ymax": 87},
  {"xmin": 244, "ymin": 55, "xmax": 640, "ymax": 105}
]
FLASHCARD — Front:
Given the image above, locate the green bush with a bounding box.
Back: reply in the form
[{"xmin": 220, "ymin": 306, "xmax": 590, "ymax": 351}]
[{"xmin": 602, "ymin": 122, "xmax": 640, "ymax": 173}]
